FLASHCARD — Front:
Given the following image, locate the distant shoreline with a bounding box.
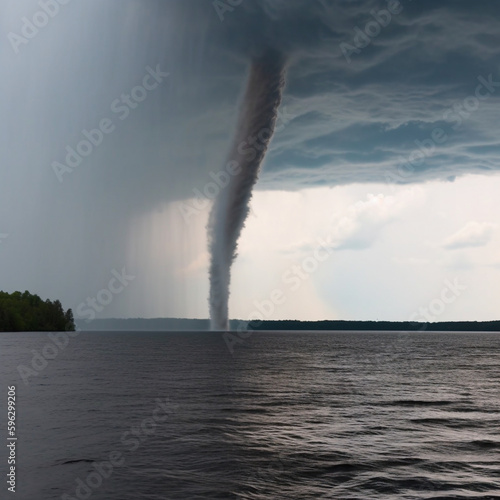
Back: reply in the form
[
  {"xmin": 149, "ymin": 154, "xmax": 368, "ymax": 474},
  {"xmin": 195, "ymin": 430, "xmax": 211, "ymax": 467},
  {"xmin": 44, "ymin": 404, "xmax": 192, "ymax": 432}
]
[{"xmin": 75, "ymin": 318, "xmax": 500, "ymax": 332}]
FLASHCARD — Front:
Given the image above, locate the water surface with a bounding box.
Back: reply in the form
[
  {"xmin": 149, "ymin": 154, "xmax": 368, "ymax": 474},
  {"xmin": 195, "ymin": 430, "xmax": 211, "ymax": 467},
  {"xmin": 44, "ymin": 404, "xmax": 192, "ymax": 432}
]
[{"xmin": 1, "ymin": 331, "xmax": 499, "ymax": 499}]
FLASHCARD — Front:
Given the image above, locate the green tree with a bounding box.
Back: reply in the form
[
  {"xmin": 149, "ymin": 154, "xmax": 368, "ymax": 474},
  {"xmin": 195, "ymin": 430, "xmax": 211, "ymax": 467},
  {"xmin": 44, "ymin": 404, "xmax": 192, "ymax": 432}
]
[
  {"xmin": 0, "ymin": 291, "xmax": 75, "ymax": 332},
  {"xmin": 64, "ymin": 308, "xmax": 75, "ymax": 331}
]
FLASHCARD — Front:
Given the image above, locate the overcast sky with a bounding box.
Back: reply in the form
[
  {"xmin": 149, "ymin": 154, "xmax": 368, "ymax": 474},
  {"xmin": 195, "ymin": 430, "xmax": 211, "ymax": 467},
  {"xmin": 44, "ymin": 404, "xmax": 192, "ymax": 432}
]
[{"xmin": 1, "ymin": 0, "xmax": 500, "ymax": 322}]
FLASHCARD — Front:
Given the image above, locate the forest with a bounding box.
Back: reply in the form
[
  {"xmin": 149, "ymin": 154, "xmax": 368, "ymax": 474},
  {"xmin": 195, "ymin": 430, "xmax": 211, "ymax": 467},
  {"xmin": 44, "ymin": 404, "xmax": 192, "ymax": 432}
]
[{"xmin": 0, "ymin": 291, "xmax": 75, "ymax": 332}]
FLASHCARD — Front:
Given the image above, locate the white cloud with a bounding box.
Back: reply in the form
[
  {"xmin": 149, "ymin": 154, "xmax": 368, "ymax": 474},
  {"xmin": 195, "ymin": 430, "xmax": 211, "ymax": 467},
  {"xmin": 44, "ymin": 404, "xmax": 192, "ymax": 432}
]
[
  {"xmin": 328, "ymin": 188, "xmax": 424, "ymax": 250},
  {"xmin": 443, "ymin": 221, "xmax": 496, "ymax": 250},
  {"xmin": 231, "ymin": 176, "xmax": 500, "ymax": 322},
  {"xmin": 330, "ymin": 193, "xmax": 395, "ymax": 250},
  {"xmin": 393, "ymin": 257, "xmax": 430, "ymax": 266}
]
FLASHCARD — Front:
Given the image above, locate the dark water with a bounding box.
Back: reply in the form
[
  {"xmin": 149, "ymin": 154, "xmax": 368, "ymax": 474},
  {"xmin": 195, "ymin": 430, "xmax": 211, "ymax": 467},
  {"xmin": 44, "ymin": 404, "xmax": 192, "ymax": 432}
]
[{"xmin": 1, "ymin": 331, "xmax": 499, "ymax": 499}]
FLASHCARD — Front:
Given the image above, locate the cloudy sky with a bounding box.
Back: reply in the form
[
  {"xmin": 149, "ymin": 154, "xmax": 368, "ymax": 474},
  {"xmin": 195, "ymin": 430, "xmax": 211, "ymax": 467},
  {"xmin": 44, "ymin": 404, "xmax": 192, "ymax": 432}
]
[{"xmin": 1, "ymin": 0, "xmax": 500, "ymax": 323}]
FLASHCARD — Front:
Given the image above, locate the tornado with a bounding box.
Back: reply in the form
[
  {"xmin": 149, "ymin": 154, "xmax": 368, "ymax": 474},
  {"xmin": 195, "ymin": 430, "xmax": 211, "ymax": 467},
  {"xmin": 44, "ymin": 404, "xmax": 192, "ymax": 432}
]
[{"xmin": 208, "ymin": 50, "xmax": 287, "ymax": 331}]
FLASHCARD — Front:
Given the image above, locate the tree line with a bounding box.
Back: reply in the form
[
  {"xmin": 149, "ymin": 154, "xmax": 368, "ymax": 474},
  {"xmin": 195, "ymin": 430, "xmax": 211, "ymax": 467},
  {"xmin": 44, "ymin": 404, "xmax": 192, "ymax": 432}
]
[{"xmin": 0, "ymin": 291, "xmax": 75, "ymax": 332}]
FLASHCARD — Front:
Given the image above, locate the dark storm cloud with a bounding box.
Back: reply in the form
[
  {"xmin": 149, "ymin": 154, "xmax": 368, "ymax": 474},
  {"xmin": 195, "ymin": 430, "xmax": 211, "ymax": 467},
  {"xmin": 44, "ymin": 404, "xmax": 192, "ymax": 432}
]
[
  {"xmin": 140, "ymin": 0, "xmax": 500, "ymax": 189},
  {"xmin": 247, "ymin": 0, "xmax": 500, "ymax": 188}
]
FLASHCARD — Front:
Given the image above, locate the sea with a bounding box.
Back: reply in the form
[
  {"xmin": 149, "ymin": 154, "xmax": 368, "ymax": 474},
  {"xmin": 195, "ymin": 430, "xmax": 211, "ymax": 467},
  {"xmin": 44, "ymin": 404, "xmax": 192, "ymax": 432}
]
[{"xmin": 0, "ymin": 331, "xmax": 499, "ymax": 499}]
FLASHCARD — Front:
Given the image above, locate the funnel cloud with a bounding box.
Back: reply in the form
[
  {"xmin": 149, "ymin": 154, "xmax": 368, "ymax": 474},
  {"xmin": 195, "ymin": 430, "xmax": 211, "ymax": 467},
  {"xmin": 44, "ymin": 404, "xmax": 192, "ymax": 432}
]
[{"xmin": 208, "ymin": 51, "xmax": 287, "ymax": 330}]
